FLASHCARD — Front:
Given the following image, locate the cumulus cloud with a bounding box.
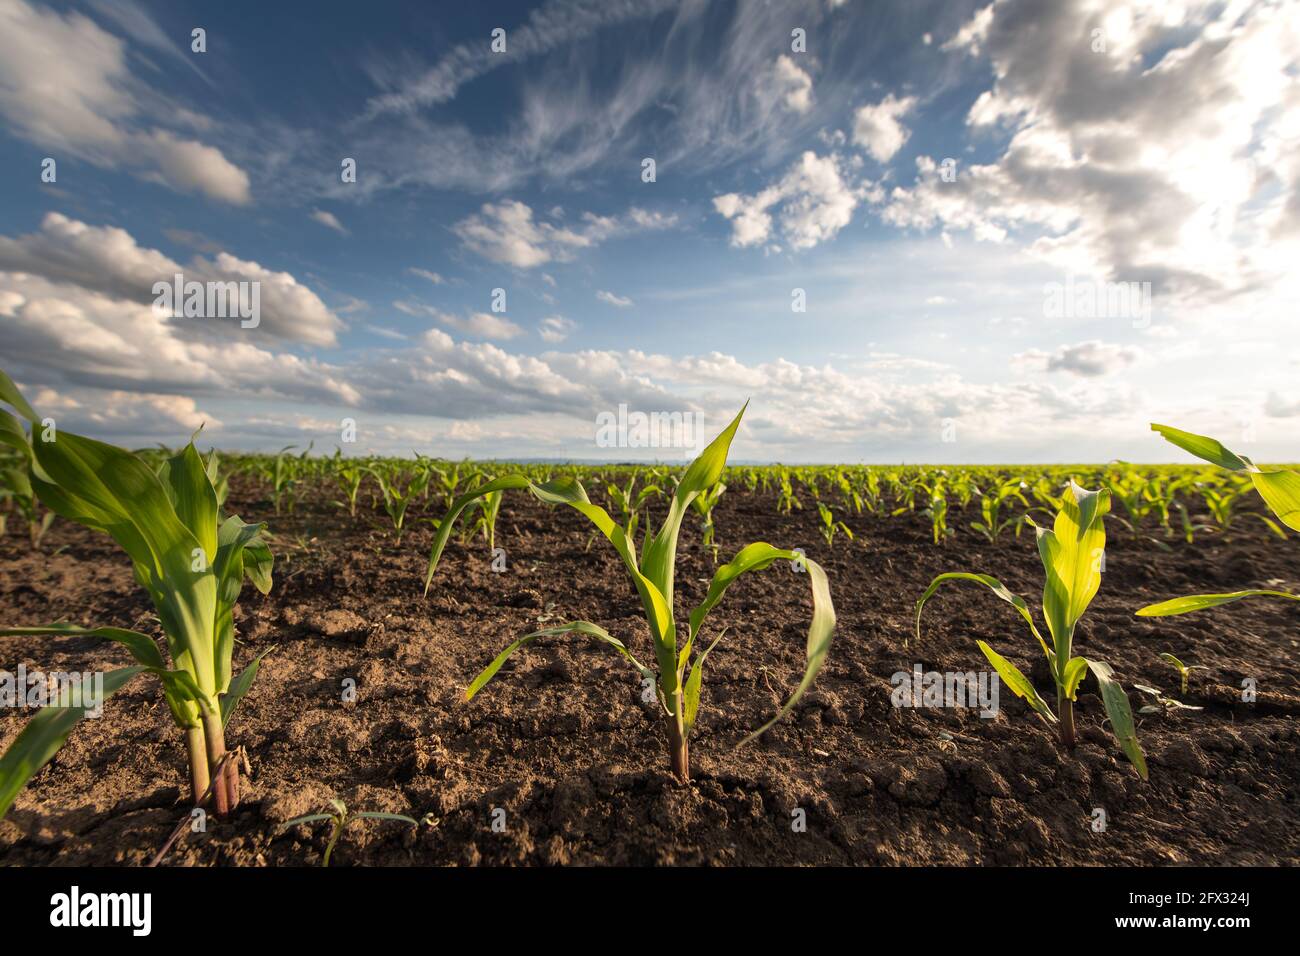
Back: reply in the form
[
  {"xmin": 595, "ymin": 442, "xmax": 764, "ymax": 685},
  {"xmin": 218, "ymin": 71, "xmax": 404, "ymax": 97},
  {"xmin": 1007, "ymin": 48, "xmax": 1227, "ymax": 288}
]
[
  {"xmin": 0, "ymin": 0, "xmax": 252, "ymax": 204},
  {"xmin": 886, "ymin": 0, "xmax": 1300, "ymax": 298},
  {"xmin": 1012, "ymin": 340, "xmax": 1140, "ymax": 377},
  {"xmin": 713, "ymin": 151, "xmax": 863, "ymax": 250},
  {"xmin": 759, "ymin": 55, "xmax": 814, "ymax": 115},
  {"xmin": 852, "ymin": 93, "xmax": 917, "ymax": 162},
  {"xmin": 0, "ymin": 213, "xmax": 343, "ymax": 346}
]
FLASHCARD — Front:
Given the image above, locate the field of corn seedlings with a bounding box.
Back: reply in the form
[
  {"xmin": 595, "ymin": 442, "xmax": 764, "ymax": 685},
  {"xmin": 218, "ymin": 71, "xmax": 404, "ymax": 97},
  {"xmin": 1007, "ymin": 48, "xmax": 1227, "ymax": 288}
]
[{"xmin": 1, "ymin": 377, "xmax": 1297, "ymax": 867}]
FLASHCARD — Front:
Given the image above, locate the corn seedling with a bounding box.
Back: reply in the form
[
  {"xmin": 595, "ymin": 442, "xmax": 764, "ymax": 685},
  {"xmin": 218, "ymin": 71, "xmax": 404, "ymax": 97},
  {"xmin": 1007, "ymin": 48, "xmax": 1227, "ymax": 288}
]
[
  {"xmin": 690, "ymin": 480, "xmax": 726, "ymax": 562},
  {"xmin": 0, "ymin": 456, "xmax": 55, "ymax": 547},
  {"xmin": 423, "ymin": 406, "xmax": 836, "ymax": 783},
  {"xmin": 1132, "ymin": 684, "xmax": 1203, "ymax": 716},
  {"xmin": 817, "ymin": 501, "xmax": 852, "ymax": 549},
  {"xmin": 1137, "ymin": 424, "xmax": 1300, "ymax": 620},
  {"xmin": 915, "ymin": 482, "xmax": 1148, "ymax": 779},
  {"xmin": 971, "ymin": 479, "xmax": 1029, "ymax": 542},
  {"xmin": 370, "ymin": 466, "xmax": 429, "ymax": 543},
  {"xmin": 464, "ymin": 485, "xmax": 504, "ymax": 552},
  {"xmin": 332, "ymin": 457, "xmax": 368, "ymax": 517},
  {"xmin": 0, "ymin": 370, "xmax": 274, "ymax": 818},
  {"xmin": 1157, "ymin": 652, "xmax": 1205, "ymax": 695},
  {"xmin": 923, "ymin": 491, "xmax": 951, "ymax": 545},
  {"xmin": 277, "ymin": 799, "xmax": 424, "ymax": 867}
]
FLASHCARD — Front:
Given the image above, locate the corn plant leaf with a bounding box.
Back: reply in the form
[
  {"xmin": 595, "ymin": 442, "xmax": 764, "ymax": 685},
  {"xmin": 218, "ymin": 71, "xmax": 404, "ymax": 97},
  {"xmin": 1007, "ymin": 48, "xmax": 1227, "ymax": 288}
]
[
  {"xmin": 1061, "ymin": 656, "xmax": 1088, "ymax": 701},
  {"xmin": 641, "ymin": 405, "xmax": 746, "ymax": 610},
  {"xmin": 738, "ymin": 556, "xmax": 836, "ymax": 746},
  {"xmin": 1151, "ymin": 422, "xmax": 1300, "ymax": 531},
  {"xmin": 0, "ymin": 367, "xmax": 38, "ymax": 422},
  {"xmin": 914, "ymin": 572, "xmax": 1052, "ymax": 660},
  {"xmin": 682, "ymin": 629, "xmax": 727, "ymax": 738},
  {"xmin": 0, "ymin": 623, "xmax": 166, "ymax": 670},
  {"xmin": 0, "ymin": 666, "xmax": 146, "ymax": 820},
  {"xmin": 1085, "ymin": 659, "xmax": 1148, "ymax": 780},
  {"xmin": 683, "ymin": 542, "xmax": 792, "ymax": 666},
  {"xmin": 426, "ymin": 474, "xmax": 676, "ymax": 694},
  {"xmin": 157, "ymin": 442, "xmax": 219, "ymax": 561},
  {"xmin": 1150, "ymin": 423, "xmax": 1250, "ymax": 471},
  {"xmin": 976, "ymin": 639, "xmax": 1056, "ymax": 722},
  {"xmin": 1136, "ymin": 589, "xmax": 1300, "ymax": 616},
  {"xmin": 465, "ymin": 621, "xmax": 650, "ymax": 701},
  {"xmin": 0, "ymin": 408, "xmax": 30, "ymax": 458},
  {"xmin": 1033, "ymin": 483, "xmax": 1109, "ymax": 664},
  {"xmin": 221, "ymin": 647, "xmax": 273, "ymax": 727}
]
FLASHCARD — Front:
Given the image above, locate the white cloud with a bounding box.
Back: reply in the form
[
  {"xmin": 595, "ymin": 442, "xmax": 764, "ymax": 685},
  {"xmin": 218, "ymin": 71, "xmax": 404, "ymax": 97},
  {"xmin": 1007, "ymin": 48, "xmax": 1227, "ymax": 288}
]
[
  {"xmin": 1012, "ymin": 340, "xmax": 1141, "ymax": 377},
  {"xmin": 759, "ymin": 55, "xmax": 814, "ymax": 115},
  {"xmin": 393, "ymin": 299, "xmax": 524, "ymax": 340},
  {"xmin": 713, "ymin": 151, "xmax": 862, "ymax": 250},
  {"xmin": 886, "ymin": 0, "xmax": 1300, "ymax": 300},
  {"xmin": 311, "ymin": 209, "xmax": 348, "ymax": 234},
  {"xmin": 852, "ymin": 93, "xmax": 917, "ymax": 162},
  {"xmin": 407, "ymin": 267, "xmax": 444, "ymax": 284},
  {"xmin": 596, "ymin": 290, "xmax": 633, "ymax": 308},
  {"xmin": 453, "ymin": 200, "xmax": 676, "ymax": 268},
  {"xmin": 0, "ymin": 213, "xmax": 342, "ymax": 345},
  {"xmin": 0, "ymin": 0, "xmax": 252, "ymax": 204},
  {"xmin": 538, "ymin": 315, "xmax": 576, "ymax": 343}
]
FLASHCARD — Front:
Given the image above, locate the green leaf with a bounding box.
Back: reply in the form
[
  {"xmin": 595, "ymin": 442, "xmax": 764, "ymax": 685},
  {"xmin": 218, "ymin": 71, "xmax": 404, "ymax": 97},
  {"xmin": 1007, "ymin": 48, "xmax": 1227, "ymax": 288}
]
[
  {"xmin": 221, "ymin": 647, "xmax": 273, "ymax": 727},
  {"xmin": 1061, "ymin": 656, "xmax": 1088, "ymax": 701},
  {"xmin": 465, "ymin": 621, "xmax": 650, "ymax": 702},
  {"xmin": 0, "ymin": 623, "xmax": 165, "ymax": 669},
  {"xmin": 0, "ymin": 368, "xmax": 39, "ymax": 422},
  {"xmin": 1032, "ymin": 483, "xmax": 1108, "ymax": 666},
  {"xmin": 682, "ymin": 629, "xmax": 726, "ymax": 738},
  {"xmin": 1136, "ymin": 589, "xmax": 1300, "ymax": 616},
  {"xmin": 1151, "ymin": 422, "xmax": 1300, "ymax": 531},
  {"xmin": 1150, "ymin": 423, "xmax": 1250, "ymax": 471},
  {"xmin": 976, "ymin": 639, "xmax": 1056, "ymax": 723},
  {"xmin": 1085, "ymin": 659, "xmax": 1148, "ymax": 780},
  {"xmin": 738, "ymin": 556, "xmax": 836, "ymax": 746},
  {"xmin": 0, "ymin": 666, "xmax": 146, "ymax": 819},
  {"xmin": 914, "ymin": 571, "xmax": 1052, "ymax": 660}
]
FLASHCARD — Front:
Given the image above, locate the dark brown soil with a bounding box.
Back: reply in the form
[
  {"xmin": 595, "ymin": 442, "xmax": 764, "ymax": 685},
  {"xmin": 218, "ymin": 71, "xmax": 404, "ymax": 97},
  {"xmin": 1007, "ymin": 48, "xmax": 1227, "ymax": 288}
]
[{"xmin": 1, "ymin": 479, "xmax": 1297, "ymax": 866}]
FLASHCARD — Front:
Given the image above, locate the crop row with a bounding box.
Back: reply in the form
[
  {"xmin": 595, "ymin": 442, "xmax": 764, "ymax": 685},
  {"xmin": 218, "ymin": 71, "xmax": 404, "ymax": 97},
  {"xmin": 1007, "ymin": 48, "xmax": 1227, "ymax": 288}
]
[{"xmin": 1, "ymin": 369, "xmax": 1297, "ymax": 834}]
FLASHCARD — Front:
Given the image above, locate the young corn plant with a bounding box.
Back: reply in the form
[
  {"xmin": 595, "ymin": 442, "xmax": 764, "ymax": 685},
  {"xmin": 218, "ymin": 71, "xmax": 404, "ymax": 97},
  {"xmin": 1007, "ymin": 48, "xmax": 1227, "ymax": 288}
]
[
  {"xmin": 1158, "ymin": 652, "xmax": 1205, "ymax": 695},
  {"xmin": 817, "ymin": 501, "xmax": 852, "ymax": 548},
  {"xmin": 915, "ymin": 482, "xmax": 1148, "ymax": 779},
  {"xmin": 0, "ymin": 456, "xmax": 55, "ymax": 547},
  {"xmin": 1137, "ymin": 424, "xmax": 1300, "ymax": 619},
  {"xmin": 277, "ymin": 799, "xmax": 424, "ymax": 867},
  {"xmin": 689, "ymin": 480, "xmax": 726, "ymax": 562},
  {"xmin": 370, "ymin": 467, "xmax": 430, "ymax": 543},
  {"xmin": 970, "ymin": 479, "xmax": 1029, "ymax": 542},
  {"xmin": 423, "ymin": 407, "xmax": 836, "ymax": 783},
  {"xmin": 463, "ymin": 485, "xmax": 504, "ymax": 552},
  {"xmin": 0, "ymin": 371, "xmax": 273, "ymax": 818}
]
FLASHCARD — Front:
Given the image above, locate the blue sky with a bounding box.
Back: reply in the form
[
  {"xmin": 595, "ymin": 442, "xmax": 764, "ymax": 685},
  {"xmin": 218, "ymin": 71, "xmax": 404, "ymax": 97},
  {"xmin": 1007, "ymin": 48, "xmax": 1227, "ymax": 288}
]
[{"xmin": 1, "ymin": 0, "xmax": 1298, "ymax": 462}]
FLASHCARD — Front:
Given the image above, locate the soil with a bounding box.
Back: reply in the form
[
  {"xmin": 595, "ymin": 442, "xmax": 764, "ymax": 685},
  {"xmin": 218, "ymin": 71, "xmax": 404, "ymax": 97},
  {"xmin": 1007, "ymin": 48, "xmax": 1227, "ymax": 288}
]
[{"xmin": 1, "ymin": 478, "xmax": 1297, "ymax": 866}]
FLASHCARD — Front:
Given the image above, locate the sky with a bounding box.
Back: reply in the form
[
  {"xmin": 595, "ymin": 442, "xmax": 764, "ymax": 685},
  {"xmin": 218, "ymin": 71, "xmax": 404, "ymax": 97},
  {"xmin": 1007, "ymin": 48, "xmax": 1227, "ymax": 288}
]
[{"xmin": 1, "ymin": 0, "xmax": 1298, "ymax": 463}]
